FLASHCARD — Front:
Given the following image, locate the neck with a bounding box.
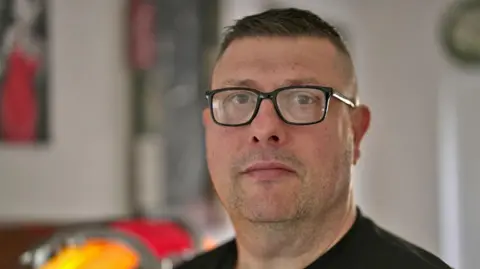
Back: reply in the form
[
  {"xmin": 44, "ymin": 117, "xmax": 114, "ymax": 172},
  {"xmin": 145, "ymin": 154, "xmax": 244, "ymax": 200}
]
[{"xmin": 233, "ymin": 194, "xmax": 356, "ymax": 269}]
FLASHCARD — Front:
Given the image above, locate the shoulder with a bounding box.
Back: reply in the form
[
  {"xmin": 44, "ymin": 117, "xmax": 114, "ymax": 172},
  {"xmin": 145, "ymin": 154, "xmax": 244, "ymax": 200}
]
[
  {"xmin": 174, "ymin": 239, "xmax": 236, "ymax": 269},
  {"xmin": 359, "ymin": 216, "xmax": 453, "ymax": 269}
]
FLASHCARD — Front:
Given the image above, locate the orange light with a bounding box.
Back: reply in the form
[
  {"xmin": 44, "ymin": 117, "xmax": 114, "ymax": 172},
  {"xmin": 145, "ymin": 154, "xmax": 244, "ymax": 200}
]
[
  {"xmin": 38, "ymin": 239, "xmax": 140, "ymax": 269},
  {"xmin": 77, "ymin": 241, "xmax": 140, "ymax": 269},
  {"xmin": 39, "ymin": 246, "xmax": 86, "ymax": 269}
]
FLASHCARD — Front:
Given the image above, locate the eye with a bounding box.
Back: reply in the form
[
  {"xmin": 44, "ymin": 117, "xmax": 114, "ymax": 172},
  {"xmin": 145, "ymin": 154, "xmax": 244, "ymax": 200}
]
[
  {"xmin": 293, "ymin": 93, "xmax": 316, "ymax": 105},
  {"xmin": 227, "ymin": 93, "xmax": 253, "ymax": 105}
]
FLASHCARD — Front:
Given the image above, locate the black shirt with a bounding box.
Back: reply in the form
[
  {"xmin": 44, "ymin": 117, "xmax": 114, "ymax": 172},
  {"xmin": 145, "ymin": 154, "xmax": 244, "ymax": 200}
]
[{"xmin": 175, "ymin": 208, "xmax": 452, "ymax": 269}]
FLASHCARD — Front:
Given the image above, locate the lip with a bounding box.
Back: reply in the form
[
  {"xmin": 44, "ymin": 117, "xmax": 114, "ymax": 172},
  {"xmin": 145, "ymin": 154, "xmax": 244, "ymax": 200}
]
[{"xmin": 242, "ymin": 161, "xmax": 296, "ymax": 174}]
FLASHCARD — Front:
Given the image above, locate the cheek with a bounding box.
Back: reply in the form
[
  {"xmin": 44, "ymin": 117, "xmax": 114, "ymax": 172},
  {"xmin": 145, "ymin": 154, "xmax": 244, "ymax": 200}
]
[
  {"xmin": 293, "ymin": 127, "xmax": 347, "ymax": 207},
  {"xmin": 314, "ymin": 110, "xmax": 353, "ymax": 156},
  {"xmin": 295, "ymin": 124, "xmax": 344, "ymax": 175},
  {"xmin": 205, "ymin": 126, "xmax": 241, "ymax": 176},
  {"xmin": 306, "ymin": 123, "xmax": 353, "ymax": 195}
]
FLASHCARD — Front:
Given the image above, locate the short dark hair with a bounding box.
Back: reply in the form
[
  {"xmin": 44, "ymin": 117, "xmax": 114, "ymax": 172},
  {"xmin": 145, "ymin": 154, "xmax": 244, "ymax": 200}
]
[{"xmin": 219, "ymin": 8, "xmax": 350, "ymax": 58}]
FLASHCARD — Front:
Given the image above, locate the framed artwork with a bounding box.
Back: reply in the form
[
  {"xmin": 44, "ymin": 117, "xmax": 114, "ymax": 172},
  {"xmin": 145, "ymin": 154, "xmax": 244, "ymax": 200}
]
[{"xmin": 0, "ymin": 0, "xmax": 49, "ymax": 144}]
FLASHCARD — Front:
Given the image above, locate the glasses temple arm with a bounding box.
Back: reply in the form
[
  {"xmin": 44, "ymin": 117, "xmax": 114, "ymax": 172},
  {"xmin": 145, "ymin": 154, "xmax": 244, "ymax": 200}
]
[{"xmin": 332, "ymin": 92, "xmax": 358, "ymax": 108}]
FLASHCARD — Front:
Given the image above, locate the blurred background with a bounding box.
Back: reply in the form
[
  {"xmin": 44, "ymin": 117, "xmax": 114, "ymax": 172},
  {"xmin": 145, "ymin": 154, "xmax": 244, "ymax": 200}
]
[{"xmin": 0, "ymin": 0, "xmax": 478, "ymax": 268}]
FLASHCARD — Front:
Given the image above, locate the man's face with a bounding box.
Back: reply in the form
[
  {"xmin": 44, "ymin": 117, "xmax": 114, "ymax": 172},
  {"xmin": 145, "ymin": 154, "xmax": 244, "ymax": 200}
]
[{"xmin": 204, "ymin": 37, "xmax": 369, "ymax": 223}]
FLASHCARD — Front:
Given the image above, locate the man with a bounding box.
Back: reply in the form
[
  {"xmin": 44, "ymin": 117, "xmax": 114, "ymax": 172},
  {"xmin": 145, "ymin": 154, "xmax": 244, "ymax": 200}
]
[{"xmin": 176, "ymin": 8, "xmax": 452, "ymax": 269}]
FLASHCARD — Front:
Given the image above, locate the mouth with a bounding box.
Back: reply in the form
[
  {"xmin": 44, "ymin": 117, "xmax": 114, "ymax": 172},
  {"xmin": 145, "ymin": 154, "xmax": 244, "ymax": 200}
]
[{"xmin": 241, "ymin": 161, "xmax": 297, "ymax": 181}]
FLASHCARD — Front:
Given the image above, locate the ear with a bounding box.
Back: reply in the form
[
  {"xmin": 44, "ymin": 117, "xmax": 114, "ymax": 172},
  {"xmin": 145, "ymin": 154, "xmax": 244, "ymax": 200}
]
[{"xmin": 350, "ymin": 105, "xmax": 371, "ymax": 165}]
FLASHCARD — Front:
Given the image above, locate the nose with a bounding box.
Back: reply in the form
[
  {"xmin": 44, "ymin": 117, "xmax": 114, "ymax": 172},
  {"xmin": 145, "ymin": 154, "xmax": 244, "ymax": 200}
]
[{"xmin": 249, "ymin": 99, "xmax": 288, "ymax": 146}]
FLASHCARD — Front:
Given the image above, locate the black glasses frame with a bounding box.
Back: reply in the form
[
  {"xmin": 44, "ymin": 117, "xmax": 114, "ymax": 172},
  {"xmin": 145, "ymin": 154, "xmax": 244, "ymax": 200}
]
[{"xmin": 205, "ymin": 85, "xmax": 357, "ymax": 127}]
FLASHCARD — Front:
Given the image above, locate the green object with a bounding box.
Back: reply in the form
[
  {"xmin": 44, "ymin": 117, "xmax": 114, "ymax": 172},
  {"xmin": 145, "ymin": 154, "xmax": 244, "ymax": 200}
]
[{"xmin": 441, "ymin": 0, "xmax": 480, "ymax": 66}]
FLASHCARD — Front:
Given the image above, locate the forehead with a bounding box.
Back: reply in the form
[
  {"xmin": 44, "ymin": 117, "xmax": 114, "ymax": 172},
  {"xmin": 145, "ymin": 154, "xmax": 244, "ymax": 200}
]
[{"xmin": 212, "ymin": 37, "xmax": 344, "ymax": 90}]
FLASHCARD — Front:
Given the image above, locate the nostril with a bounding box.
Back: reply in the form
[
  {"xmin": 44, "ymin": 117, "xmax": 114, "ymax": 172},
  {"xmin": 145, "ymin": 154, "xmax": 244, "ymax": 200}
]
[
  {"xmin": 251, "ymin": 135, "xmax": 280, "ymax": 143},
  {"xmin": 269, "ymin": 135, "xmax": 279, "ymax": 142}
]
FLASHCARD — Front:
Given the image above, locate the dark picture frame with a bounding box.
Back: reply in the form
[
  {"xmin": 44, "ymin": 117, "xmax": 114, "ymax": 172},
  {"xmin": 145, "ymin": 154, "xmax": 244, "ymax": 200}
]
[{"xmin": 0, "ymin": 0, "xmax": 49, "ymax": 145}]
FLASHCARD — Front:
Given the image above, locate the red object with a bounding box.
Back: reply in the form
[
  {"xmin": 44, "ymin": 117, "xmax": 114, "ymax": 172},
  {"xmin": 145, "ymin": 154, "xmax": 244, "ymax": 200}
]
[
  {"xmin": 129, "ymin": 0, "xmax": 157, "ymax": 70},
  {"xmin": 111, "ymin": 219, "xmax": 195, "ymax": 258},
  {"xmin": 1, "ymin": 45, "xmax": 39, "ymax": 142}
]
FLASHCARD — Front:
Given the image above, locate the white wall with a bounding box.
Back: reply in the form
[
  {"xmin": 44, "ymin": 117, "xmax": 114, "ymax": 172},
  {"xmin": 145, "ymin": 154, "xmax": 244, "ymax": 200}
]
[
  {"xmin": 441, "ymin": 69, "xmax": 480, "ymax": 269},
  {"xmin": 0, "ymin": 0, "xmax": 130, "ymax": 221}
]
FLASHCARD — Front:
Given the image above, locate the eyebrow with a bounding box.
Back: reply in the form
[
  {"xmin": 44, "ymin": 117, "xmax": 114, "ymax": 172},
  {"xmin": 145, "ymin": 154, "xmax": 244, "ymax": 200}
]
[{"xmin": 220, "ymin": 77, "xmax": 322, "ymax": 89}]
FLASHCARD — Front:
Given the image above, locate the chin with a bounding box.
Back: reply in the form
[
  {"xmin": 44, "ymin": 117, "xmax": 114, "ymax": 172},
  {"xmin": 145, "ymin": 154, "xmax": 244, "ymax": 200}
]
[
  {"xmin": 229, "ymin": 181, "xmax": 307, "ymax": 223},
  {"xmin": 246, "ymin": 215, "xmax": 296, "ymax": 224},
  {"xmin": 240, "ymin": 204, "xmax": 301, "ymax": 223}
]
